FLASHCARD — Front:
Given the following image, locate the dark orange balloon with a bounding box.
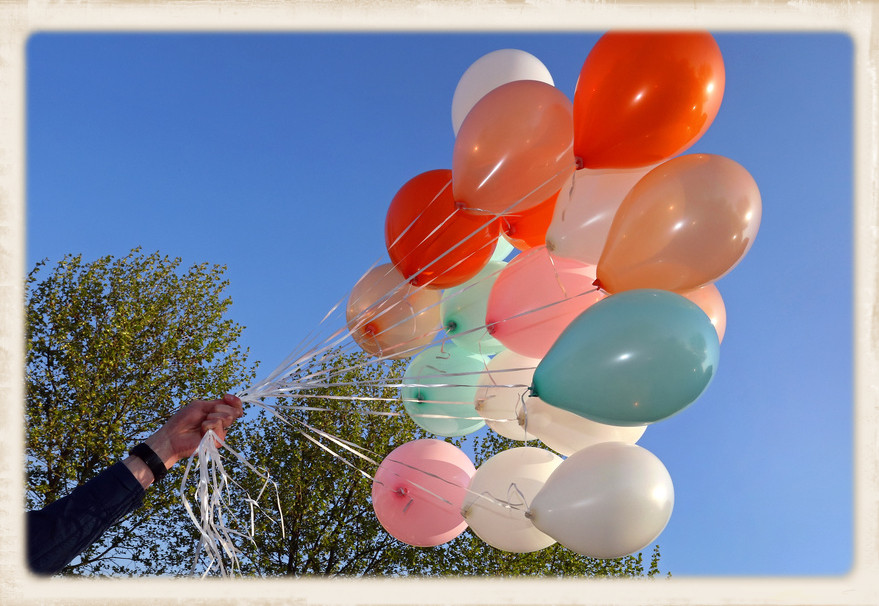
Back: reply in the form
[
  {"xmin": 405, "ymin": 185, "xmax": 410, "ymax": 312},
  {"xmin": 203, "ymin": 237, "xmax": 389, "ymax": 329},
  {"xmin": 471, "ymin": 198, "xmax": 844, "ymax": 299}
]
[
  {"xmin": 501, "ymin": 189, "xmax": 559, "ymax": 250},
  {"xmin": 573, "ymin": 31, "xmax": 725, "ymax": 169},
  {"xmin": 386, "ymin": 169, "xmax": 500, "ymax": 289}
]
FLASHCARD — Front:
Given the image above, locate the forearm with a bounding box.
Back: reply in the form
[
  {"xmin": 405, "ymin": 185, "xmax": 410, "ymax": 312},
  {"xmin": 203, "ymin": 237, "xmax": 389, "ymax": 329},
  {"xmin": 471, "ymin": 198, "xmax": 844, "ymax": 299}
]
[{"xmin": 27, "ymin": 462, "xmax": 145, "ymax": 575}]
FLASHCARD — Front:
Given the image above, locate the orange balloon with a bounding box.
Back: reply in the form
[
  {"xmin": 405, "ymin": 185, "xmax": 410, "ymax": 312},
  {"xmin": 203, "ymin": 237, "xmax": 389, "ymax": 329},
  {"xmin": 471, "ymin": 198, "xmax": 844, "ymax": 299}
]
[
  {"xmin": 682, "ymin": 284, "xmax": 727, "ymax": 343},
  {"xmin": 386, "ymin": 169, "xmax": 500, "ymax": 289},
  {"xmin": 453, "ymin": 80, "xmax": 576, "ymax": 215},
  {"xmin": 346, "ymin": 264, "xmax": 441, "ymax": 359},
  {"xmin": 573, "ymin": 31, "xmax": 725, "ymax": 169},
  {"xmin": 596, "ymin": 154, "xmax": 761, "ymax": 294},
  {"xmin": 501, "ymin": 189, "xmax": 559, "ymax": 250}
]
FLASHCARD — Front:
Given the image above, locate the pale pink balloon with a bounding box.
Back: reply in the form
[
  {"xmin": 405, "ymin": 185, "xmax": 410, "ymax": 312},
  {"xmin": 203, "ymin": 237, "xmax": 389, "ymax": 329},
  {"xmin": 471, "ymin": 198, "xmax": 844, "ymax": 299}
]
[
  {"xmin": 682, "ymin": 283, "xmax": 727, "ymax": 343},
  {"xmin": 485, "ymin": 246, "xmax": 605, "ymax": 359},
  {"xmin": 371, "ymin": 439, "xmax": 475, "ymax": 547},
  {"xmin": 545, "ymin": 166, "xmax": 655, "ymax": 265}
]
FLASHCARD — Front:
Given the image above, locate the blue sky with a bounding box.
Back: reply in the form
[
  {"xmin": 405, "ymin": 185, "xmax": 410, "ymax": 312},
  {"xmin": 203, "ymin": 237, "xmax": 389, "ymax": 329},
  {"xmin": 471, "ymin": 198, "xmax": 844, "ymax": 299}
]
[{"xmin": 26, "ymin": 31, "xmax": 853, "ymax": 577}]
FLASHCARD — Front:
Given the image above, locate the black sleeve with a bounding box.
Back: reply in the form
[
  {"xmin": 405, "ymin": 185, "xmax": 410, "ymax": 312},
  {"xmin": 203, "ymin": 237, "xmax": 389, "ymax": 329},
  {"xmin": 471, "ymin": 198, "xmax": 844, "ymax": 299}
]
[{"xmin": 26, "ymin": 461, "xmax": 146, "ymax": 575}]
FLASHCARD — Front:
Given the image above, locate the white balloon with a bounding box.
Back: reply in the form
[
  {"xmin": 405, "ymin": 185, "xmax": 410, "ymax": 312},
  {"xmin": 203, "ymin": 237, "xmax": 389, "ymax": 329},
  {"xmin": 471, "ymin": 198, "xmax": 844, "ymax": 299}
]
[
  {"xmin": 474, "ymin": 350, "xmax": 540, "ymax": 441},
  {"xmin": 528, "ymin": 442, "xmax": 674, "ymax": 559},
  {"xmin": 545, "ymin": 166, "xmax": 653, "ymax": 265},
  {"xmin": 461, "ymin": 447, "xmax": 562, "ymax": 553},
  {"xmin": 452, "ymin": 49, "xmax": 554, "ymax": 136},
  {"xmin": 524, "ymin": 398, "xmax": 647, "ymax": 457}
]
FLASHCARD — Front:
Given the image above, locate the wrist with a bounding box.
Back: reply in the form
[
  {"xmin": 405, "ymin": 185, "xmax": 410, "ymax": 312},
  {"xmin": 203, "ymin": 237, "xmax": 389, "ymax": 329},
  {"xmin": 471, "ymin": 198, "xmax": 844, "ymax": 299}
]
[
  {"xmin": 144, "ymin": 433, "xmax": 179, "ymax": 469},
  {"xmin": 123, "ymin": 455, "xmax": 155, "ymax": 490},
  {"xmin": 128, "ymin": 442, "xmax": 169, "ymax": 485}
]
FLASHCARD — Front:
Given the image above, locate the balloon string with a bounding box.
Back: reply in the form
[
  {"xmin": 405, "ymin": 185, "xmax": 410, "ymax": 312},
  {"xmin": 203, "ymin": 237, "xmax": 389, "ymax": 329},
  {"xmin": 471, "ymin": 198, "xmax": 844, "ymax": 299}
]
[
  {"xmin": 461, "ymin": 483, "xmax": 531, "ymax": 519},
  {"xmin": 249, "ymin": 281, "xmax": 594, "ymax": 401},
  {"xmin": 241, "ymin": 400, "xmax": 537, "ymax": 524},
  {"xmin": 244, "ymin": 162, "xmax": 576, "ymax": 402},
  {"xmin": 180, "ymin": 430, "xmax": 285, "ymax": 578}
]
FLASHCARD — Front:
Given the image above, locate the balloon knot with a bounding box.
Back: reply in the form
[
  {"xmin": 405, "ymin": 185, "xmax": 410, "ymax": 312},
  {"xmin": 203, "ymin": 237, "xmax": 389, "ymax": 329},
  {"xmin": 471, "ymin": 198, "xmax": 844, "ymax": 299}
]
[{"xmin": 592, "ymin": 278, "xmax": 604, "ymax": 292}]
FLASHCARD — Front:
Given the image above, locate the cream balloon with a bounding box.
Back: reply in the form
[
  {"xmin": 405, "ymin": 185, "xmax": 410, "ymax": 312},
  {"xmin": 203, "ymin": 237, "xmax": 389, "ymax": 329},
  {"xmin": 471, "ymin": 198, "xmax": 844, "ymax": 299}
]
[
  {"xmin": 452, "ymin": 49, "xmax": 554, "ymax": 136},
  {"xmin": 524, "ymin": 398, "xmax": 646, "ymax": 457},
  {"xmin": 529, "ymin": 442, "xmax": 674, "ymax": 559},
  {"xmin": 545, "ymin": 166, "xmax": 653, "ymax": 265},
  {"xmin": 474, "ymin": 349, "xmax": 540, "ymax": 441},
  {"xmin": 461, "ymin": 447, "xmax": 561, "ymax": 553}
]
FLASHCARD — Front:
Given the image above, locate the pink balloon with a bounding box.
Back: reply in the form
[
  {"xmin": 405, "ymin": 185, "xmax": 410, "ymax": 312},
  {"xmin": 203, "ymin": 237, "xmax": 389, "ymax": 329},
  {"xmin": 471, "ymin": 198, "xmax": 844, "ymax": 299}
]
[
  {"xmin": 485, "ymin": 246, "xmax": 605, "ymax": 359},
  {"xmin": 371, "ymin": 439, "xmax": 475, "ymax": 547}
]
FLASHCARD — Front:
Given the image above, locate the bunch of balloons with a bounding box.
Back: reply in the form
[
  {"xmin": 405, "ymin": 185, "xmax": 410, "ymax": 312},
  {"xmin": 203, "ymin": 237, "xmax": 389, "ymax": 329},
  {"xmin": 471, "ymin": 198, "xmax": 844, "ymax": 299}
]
[{"xmin": 346, "ymin": 31, "xmax": 761, "ymax": 559}]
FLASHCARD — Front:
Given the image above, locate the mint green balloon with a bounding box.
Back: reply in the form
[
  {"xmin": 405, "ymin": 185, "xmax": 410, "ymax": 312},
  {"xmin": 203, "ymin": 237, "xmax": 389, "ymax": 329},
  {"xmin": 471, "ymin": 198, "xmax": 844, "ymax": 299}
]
[
  {"xmin": 441, "ymin": 261, "xmax": 506, "ymax": 355},
  {"xmin": 531, "ymin": 289, "xmax": 719, "ymax": 426},
  {"xmin": 402, "ymin": 342, "xmax": 488, "ymax": 437}
]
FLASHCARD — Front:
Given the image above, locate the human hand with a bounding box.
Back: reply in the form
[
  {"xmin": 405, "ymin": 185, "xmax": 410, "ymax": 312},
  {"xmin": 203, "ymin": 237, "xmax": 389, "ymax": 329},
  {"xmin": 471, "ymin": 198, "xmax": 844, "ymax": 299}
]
[{"xmin": 144, "ymin": 394, "xmax": 244, "ymax": 470}]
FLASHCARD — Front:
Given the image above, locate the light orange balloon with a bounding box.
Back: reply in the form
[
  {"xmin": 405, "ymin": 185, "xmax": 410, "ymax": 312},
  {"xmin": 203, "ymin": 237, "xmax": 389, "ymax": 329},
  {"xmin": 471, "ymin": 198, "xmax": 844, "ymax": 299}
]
[
  {"xmin": 682, "ymin": 283, "xmax": 727, "ymax": 343},
  {"xmin": 453, "ymin": 80, "xmax": 576, "ymax": 216},
  {"xmin": 596, "ymin": 154, "xmax": 761, "ymax": 294},
  {"xmin": 346, "ymin": 264, "xmax": 441, "ymax": 359}
]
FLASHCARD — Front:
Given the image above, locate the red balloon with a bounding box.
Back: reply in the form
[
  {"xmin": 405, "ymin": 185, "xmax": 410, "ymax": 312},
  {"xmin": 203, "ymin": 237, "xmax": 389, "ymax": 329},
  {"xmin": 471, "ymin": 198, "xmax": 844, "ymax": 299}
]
[
  {"xmin": 386, "ymin": 169, "xmax": 500, "ymax": 289},
  {"xmin": 573, "ymin": 31, "xmax": 725, "ymax": 169},
  {"xmin": 501, "ymin": 189, "xmax": 559, "ymax": 250}
]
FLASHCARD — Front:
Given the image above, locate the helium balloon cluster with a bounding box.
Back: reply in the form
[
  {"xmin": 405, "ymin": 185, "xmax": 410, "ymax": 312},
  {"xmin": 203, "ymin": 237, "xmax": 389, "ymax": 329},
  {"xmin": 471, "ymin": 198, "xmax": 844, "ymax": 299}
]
[{"xmin": 346, "ymin": 33, "xmax": 760, "ymax": 559}]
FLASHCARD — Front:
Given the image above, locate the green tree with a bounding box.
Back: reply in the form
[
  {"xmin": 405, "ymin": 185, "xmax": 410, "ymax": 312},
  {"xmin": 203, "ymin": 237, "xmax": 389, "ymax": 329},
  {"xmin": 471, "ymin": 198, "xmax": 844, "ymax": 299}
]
[
  {"xmin": 220, "ymin": 349, "xmax": 666, "ymax": 578},
  {"xmin": 25, "ymin": 249, "xmax": 257, "ymax": 576}
]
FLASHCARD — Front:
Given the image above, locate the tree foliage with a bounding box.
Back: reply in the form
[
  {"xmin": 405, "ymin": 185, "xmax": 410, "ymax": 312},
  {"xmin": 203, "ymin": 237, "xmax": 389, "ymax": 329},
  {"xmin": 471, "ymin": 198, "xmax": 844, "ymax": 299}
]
[{"xmin": 25, "ymin": 249, "xmax": 257, "ymax": 575}]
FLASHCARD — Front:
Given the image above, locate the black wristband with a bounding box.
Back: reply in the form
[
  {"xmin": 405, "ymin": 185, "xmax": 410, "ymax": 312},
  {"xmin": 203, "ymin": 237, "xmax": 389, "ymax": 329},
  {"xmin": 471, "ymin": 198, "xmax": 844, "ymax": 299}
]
[{"xmin": 128, "ymin": 443, "xmax": 168, "ymax": 483}]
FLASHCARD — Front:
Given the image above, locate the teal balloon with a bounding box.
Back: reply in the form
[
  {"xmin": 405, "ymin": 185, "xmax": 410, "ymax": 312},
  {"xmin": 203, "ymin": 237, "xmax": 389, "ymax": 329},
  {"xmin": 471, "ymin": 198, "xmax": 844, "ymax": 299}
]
[
  {"xmin": 441, "ymin": 261, "xmax": 506, "ymax": 355},
  {"xmin": 531, "ymin": 289, "xmax": 719, "ymax": 426},
  {"xmin": 402, "ymin": 342, "xmax": 488, "ymax": 437}
]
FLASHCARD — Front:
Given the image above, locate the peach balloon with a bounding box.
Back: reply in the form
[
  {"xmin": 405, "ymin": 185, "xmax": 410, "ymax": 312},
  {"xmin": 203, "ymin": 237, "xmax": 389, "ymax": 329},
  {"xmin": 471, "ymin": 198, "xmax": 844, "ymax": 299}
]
[
  {"xmin": 596, "ymin": 154, "xmax": 761, "ymax": 294},
  {"xmin": 485, "ymin": 246, "xmax": 605, "ymax": 359},
  {"xmin": 371, "ymin": 439, "xmax": 475, "ymax": 547},
  {"xmin": 545, "ymin": 165, "xmax": 654, "ymax": 265},
  {"xmin": 346, "ymin": 264, "xmax": 441, "ymax": 359},
  {"xmin": 453, "ymin": 80, "xmax": 576, "ymax": 216},
  {"xmin": 682, "ymin": 283, "xmax": 727, "ymax": 343}
]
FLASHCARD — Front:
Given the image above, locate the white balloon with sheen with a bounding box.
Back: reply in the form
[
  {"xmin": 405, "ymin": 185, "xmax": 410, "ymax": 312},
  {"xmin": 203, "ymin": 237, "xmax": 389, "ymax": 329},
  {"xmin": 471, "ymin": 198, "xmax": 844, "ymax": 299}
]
[
  {"xmin": 461, "ymin": 447, "xmax": 561, "ymax": 553},
  {"xmin": 529, "ymin": 442, "xmax": 674, "ymax": 559},
  {"xmin": 452, "ymin": 49, "xmax": 554, "ymax": 136}
]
